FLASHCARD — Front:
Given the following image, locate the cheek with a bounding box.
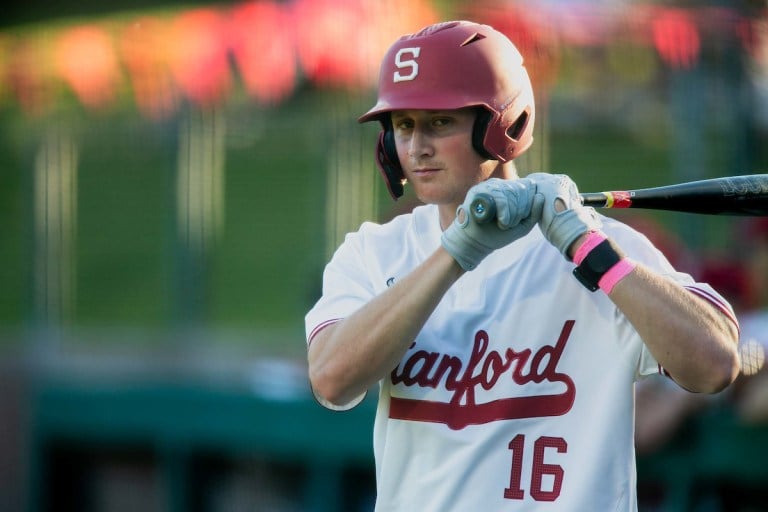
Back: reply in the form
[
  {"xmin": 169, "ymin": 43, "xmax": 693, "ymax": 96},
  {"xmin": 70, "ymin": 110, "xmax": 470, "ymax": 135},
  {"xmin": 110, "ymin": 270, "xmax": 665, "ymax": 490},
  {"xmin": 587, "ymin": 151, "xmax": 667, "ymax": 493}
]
[
  {"xmin": 395, "ymin": 139, "xmax": 408, "ymax": 162},
  {"xmin": 443, "ymin": 136, "xmax": 482, "ymax": 165},
  {"xmin": 456, "ymin": 147, "xmax": 492, "ymax": 179},
  {"xmin": 393, "ymin": 134, "xmax": 413, "ymax": 164}
]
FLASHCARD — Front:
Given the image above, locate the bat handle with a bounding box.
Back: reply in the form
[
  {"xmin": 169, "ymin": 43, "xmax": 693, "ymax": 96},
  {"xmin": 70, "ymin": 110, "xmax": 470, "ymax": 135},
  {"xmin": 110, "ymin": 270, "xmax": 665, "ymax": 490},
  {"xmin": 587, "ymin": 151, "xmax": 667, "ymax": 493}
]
[
  {"xmin": 469, "ymin": 192, "xmax": 595, "ymax": 223},
  {"xmin": 468, "ymin": 193, "xmax": 496, "ymax": 224},
  {"xmin": 580, "ymin": 192, "xmax": 608, "ymax": 208}
]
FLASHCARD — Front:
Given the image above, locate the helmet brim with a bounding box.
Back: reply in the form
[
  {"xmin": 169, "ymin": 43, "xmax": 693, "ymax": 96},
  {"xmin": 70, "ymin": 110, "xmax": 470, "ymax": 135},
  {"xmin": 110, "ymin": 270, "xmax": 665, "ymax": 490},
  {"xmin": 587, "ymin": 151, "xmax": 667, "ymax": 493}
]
[{"xmin": 358, "ymin": 100, "xmax": 490, "ymax": 124}]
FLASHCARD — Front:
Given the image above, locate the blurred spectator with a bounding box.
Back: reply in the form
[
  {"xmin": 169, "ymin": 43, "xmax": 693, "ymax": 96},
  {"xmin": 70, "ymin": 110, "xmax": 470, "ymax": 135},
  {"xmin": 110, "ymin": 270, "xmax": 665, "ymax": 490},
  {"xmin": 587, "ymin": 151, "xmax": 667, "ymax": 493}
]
[
  {"xmin": 619, "ymin": 213, "xmax": 697, "ymax": 274},
  {"xmin": 731, "ymin": 218, "xmax": 768, "ymax": 423},
  {"xmin": 630, "ymin": 215, "xmax": 758, "ymax": 509},
  {"xmin": 634, "ymin": 373, "xmax": 711, "ymax": 456}
]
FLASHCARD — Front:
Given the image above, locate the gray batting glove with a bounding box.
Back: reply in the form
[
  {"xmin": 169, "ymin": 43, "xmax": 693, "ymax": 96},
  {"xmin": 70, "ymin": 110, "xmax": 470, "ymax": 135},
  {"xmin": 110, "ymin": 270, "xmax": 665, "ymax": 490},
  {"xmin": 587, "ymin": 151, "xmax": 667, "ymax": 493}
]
[
  {"xmin": 528, "ymin": 172, "xmax": 602, "ymax": 259},
  {"xmin": 441, "ymin": 178, "xmax": 543, "ymax": 271}
]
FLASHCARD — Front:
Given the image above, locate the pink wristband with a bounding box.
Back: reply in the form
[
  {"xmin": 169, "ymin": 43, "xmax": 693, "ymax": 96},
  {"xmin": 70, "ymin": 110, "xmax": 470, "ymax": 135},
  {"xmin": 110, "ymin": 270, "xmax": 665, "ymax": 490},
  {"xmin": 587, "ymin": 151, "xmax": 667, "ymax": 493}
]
[
  {"xmin": 572, "ymin": 231, "xmax": 607, "ymax": 265},
  {"xmin": 598, "ymin": 258, "xmax": 637, "ymax": 294}
]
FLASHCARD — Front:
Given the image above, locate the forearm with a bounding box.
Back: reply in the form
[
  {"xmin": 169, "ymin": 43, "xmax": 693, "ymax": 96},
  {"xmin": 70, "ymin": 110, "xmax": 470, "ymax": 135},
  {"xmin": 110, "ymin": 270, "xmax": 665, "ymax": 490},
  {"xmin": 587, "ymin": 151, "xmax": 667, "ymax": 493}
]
[
  {"xmin": 535, "ymin": 173, "xmax": 739, "ymax": 394},
  {"xmin": 308, "ymin": 247, "xmax": 464, "ymax": 406},
  {"xmin": 566, "ymin": 230, "xmax": 740, "ymax": 393},
  {"xmin": 607, "ymin": 263, "xmax": 740, "ymax": 393}
]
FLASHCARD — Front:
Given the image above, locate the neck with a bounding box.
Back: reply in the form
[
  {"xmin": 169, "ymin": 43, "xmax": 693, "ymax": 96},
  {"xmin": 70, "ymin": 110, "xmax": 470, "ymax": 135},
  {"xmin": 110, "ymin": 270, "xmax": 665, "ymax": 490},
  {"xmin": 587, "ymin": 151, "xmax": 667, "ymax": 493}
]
[
  {"xmin": 439, "ymin": 207, "xmax": 456, "ymax": 231},
  {"xmin": 492, "ymin": 160, "xmax": 519, "ymax": 180}
]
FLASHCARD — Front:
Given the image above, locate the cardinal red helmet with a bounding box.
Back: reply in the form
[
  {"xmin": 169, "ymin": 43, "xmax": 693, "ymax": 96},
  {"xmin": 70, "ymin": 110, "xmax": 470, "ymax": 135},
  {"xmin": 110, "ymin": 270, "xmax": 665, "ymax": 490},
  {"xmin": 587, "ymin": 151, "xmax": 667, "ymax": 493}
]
[{"xmin": 359, "ymin": 20, "xmax": 535, "ymax": 199}]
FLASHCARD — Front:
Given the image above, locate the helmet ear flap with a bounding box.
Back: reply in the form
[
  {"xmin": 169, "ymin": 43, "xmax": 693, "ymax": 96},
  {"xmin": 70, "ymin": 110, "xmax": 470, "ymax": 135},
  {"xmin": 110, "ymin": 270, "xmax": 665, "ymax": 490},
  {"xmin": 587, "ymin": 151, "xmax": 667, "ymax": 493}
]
[
  {"xmin": 375, "ymin": 120, "xmax": 405, "ymax": 199},
  {"xmin": 382, "ymin": 123, "xmax": 399, "ymax": 166},
  {"xmin": 471, "ymin": 108, "xmax": 495, "ymax": 160}
]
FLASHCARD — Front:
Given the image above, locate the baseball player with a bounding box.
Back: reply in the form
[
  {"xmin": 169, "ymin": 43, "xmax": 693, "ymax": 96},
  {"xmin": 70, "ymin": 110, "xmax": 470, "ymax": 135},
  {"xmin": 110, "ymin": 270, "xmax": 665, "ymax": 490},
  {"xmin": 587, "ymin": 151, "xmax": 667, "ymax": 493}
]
[{"xmin": 305, "ymin": 21, "xmax": 740, "ymax": 511}]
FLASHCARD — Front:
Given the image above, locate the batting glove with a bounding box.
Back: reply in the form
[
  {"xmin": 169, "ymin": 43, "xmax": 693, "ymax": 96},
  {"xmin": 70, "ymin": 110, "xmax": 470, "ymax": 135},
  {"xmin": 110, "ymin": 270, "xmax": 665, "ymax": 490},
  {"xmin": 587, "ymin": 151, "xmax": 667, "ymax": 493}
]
[
  {"xmin": 441, "ymin": 178, "xmax": 543, "ymax": 271},
  {"xmin": 528, "ymin": 172, "xmax": 602, "ymax": 258}
]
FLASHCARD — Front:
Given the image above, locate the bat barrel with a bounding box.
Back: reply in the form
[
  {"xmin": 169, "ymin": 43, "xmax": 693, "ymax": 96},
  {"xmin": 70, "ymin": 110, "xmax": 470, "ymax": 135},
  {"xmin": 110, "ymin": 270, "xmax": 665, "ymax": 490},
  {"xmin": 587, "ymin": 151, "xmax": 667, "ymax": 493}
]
[{"xmin": 626, "ymin": 174, "xmax": 768, "ymax": 215}]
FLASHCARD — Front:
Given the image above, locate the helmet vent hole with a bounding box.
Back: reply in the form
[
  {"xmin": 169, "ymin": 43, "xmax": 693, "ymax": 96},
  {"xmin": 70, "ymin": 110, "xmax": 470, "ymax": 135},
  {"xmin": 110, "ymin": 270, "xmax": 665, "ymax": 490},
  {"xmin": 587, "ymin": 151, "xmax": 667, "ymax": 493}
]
[
  {"xmin": 507, "ymin": 111, "xmax": 529, "ymax": 141},
  {"xmin": 460, "ymin": 32, "xmax": 486, "ymax": 46}
]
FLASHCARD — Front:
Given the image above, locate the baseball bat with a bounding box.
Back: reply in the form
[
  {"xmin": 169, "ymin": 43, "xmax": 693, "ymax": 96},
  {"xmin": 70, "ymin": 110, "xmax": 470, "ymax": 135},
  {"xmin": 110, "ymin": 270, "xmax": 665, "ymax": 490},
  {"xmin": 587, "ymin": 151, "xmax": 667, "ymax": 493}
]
[{"xmin": 469, "ymin": 174, "xmax": 768, "ymax": 224}]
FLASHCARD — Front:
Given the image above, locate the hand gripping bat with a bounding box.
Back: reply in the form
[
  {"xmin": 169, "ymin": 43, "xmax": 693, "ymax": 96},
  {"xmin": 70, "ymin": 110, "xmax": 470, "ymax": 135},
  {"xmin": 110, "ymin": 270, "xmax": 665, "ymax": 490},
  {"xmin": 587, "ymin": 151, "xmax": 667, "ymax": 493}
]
[{"xmin": 469, "ymin": 174, "xmax": 768, "ymax": 224}]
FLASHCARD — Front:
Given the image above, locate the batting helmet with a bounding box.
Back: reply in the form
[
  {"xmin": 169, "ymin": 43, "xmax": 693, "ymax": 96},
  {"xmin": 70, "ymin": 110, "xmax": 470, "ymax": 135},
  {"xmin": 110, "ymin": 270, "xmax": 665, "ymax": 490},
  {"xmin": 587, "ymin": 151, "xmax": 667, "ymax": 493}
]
[{"xmin": 359, "ymin": 20, "xmax": 536, "ymax": 199}]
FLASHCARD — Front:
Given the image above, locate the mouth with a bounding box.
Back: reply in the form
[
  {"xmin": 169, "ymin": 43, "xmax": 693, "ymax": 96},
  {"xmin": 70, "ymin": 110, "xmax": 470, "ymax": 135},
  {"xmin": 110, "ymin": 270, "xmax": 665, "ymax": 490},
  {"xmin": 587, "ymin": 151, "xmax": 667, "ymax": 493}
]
[{"xmin": 411, "ymin": 167, "xmax": 442, "ymax": 177}]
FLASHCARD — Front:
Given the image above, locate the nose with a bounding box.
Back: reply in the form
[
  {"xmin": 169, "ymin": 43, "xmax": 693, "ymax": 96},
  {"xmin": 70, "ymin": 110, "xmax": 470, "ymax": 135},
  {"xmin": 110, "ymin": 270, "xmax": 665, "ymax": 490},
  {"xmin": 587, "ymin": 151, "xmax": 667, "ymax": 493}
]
[{"xmin": 407, "ymin": 128, "xmax": 434, "ymax": 160}]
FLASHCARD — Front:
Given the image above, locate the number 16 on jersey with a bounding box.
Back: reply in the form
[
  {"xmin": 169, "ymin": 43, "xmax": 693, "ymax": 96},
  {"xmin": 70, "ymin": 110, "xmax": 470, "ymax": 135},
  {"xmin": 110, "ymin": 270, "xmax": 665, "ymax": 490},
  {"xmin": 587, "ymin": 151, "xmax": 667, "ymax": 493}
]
[{"xmin": 505, "ymin": 434, "xmax": 567, "ymax": 502}]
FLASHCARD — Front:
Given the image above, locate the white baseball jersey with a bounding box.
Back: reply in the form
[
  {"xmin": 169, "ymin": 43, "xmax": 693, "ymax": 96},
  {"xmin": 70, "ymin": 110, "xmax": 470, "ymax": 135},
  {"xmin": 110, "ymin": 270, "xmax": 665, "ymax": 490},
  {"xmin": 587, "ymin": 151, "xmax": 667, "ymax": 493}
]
[{"xmin": 305, "ymin": 203, "xmax": 736, "ymax": 512}]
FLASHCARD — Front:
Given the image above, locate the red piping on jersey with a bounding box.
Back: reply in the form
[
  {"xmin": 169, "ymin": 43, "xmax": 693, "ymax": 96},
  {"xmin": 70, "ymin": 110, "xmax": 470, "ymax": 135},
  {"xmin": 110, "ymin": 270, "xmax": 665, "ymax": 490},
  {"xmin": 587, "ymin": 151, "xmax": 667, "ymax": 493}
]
[
  {"xmin": 684, "ymin": 285, "xmax": 740, "ymax": 334},
  {"xmin": 656, "ymin": 286, "xmax": 738, "ymax": 383},
  {"xmin": 308, "ymin": 319, "xmax": 341, "ymax": 346}
]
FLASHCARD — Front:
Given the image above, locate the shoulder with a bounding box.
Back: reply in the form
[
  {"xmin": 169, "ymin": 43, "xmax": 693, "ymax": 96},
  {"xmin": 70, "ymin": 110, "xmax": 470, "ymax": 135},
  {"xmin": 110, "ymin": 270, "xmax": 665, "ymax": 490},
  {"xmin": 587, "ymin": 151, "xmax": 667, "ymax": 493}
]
[
  {"xmin": 600, "ymin": 216, "xmax": 663, "ymax": 255},
  {"xmin": 598, "ymin": 215, "xmax": 691, "ymax": 277},
  {"xmin": 350, "ymin": 203, "xmax": 438, "ymax": 243},
  {"xmin": 331, "ymin": 204, "xmax": 439, "ymax": 261},
  {"xmin": 599, "ymin": 215, "xmax": 650, "ymax": 243}
]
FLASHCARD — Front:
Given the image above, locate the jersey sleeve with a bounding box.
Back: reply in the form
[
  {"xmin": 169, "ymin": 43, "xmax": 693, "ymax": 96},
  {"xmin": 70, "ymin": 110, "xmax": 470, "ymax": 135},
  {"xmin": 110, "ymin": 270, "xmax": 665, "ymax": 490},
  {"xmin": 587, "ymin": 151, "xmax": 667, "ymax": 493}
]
[
  {"xmin": 305, "ymin": 227, "xmax": 379, "ymax": 410},
  {"xmin": 305, "ymin": 228, "xmax": 378, "ymax": 344}
]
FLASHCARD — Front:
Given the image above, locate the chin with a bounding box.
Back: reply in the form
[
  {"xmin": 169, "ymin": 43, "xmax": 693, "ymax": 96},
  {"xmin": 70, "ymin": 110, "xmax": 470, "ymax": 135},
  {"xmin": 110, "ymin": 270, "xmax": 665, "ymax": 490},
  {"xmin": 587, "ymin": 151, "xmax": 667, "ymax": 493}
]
[{"xmin": 412, "ymin": 185, "xmax": 455, "ymax": 206}]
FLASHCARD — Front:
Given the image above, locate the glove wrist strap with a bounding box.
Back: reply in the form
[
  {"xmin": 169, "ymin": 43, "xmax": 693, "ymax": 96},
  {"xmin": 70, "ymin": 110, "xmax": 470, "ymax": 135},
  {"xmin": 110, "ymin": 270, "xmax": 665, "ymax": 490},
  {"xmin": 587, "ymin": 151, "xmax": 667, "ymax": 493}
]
[
  {"xmin": 572, "ymin": 230, "xmax": 606, "ymax": 265},
  {"xmin": 572, "ymin": 233, "xmax": 634, "ymax": 293}
]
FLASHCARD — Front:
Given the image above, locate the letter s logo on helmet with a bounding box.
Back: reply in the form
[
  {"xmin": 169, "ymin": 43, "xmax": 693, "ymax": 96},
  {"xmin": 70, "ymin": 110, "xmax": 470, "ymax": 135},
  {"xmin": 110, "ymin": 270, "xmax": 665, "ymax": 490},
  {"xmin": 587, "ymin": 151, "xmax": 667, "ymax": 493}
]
[
  {"xmin": 358, "ymin": 21, "xmax": 536, "ymax": 200},
  {"xmin": 393, "ymin": 47, "xmax": 421, "ymax": 82}
]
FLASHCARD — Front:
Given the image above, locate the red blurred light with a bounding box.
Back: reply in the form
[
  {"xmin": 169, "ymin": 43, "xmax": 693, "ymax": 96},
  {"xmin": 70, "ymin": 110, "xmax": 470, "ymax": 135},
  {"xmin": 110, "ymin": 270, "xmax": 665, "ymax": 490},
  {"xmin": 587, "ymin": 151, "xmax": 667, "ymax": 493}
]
[
  {"xmin": 1, "ymin": 1, "xmax": 759, "ymax": 118},
  {"xmin": 293, "ymin": 0, "xmax": 374, "ymax": 89},
  {"xmin": 7, "ymin": 36, "xmax": 57, "ymax": 116},
  {"xmin": 293, "ymin": 0, "xmax": 438, "ymax": 90},
  {"xmin": 54, "ymin": 25, "xmax": 121, "ymax": 109},
  {"xmin": 229, "ymin": 1, "xmax": 296, "ymax": 104},
  {"xmin": 652, "ymin": 8, "xmax": 701, "ymax": 69},
  {"xmin": 167, "ymin": 9, "xmax": 231, "ymax": 105},
  {"xmin": 119, "ymin": 16, "xmax": 180, "ymax": 120}
]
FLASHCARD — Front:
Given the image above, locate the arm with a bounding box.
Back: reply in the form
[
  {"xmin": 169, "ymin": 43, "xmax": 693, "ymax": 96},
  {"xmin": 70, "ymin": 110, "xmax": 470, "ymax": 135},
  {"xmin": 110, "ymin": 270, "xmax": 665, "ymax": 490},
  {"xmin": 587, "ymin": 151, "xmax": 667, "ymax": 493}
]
[
  {"xmin": 568, "ymin": 233, "xmax": 740, "ymax": 393},
  {"xmin": 309, "ymin": 178, "xmax": 542, "ymax": 407},
  {"xmin": 531, "ymin": 172, "xmax": 740, "ymax": 395},
  {"xmin": 605, "ymin": 262, "xmax": 739, "ymax": 393},
  {"xmin": 309, "ymin": 247, "xmax": 463, "ymax": 407}
]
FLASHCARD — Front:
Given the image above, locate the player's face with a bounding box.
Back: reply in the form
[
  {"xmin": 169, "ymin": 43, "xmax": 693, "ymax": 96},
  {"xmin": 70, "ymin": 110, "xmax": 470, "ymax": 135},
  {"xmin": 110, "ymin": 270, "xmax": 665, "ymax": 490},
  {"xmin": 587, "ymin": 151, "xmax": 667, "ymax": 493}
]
[{"xmin": 392, "ymin": 108, "xmax": 500, "ymax": 209}]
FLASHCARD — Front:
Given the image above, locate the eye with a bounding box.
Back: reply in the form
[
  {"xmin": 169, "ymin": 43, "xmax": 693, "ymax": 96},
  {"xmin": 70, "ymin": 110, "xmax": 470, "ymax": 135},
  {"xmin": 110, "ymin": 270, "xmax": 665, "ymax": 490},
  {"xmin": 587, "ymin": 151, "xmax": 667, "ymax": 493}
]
[
  {"xmin": 432, "ymin": 117, "xmax": 452, "ymax": 128},
  {"xmin": 393, "ymin": 118, "xmax": 413, "ymax": 132}
]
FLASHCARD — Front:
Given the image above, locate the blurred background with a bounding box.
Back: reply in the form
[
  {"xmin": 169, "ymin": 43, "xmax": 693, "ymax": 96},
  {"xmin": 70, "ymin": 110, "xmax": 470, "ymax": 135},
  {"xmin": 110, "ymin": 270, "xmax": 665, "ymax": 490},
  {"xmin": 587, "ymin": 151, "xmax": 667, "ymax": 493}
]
[{"xmin": 1, "ymin": 0, "xmax": 768, "ymax": 510}]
